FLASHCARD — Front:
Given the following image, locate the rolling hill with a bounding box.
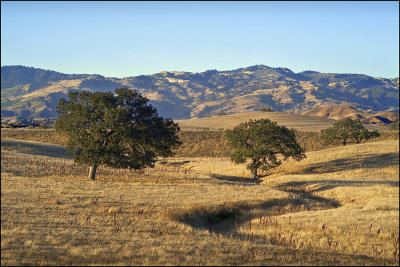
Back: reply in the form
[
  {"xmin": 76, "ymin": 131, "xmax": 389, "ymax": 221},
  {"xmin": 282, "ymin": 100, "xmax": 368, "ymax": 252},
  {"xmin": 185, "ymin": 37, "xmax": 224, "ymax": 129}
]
[
  {"xmin": 301, "ymin": 105, "xmax": 399, "ymax": 125},
  {"xmin": 1, "ymin": 65, "xmax": 398, "ymax": 124},
  {"xmin": 175, "ymin": 110, "xmax": 390, "ymax": 131},
  {"xmin": 176, "ymin": 111, "xmax": 337, "ymax": 132}
]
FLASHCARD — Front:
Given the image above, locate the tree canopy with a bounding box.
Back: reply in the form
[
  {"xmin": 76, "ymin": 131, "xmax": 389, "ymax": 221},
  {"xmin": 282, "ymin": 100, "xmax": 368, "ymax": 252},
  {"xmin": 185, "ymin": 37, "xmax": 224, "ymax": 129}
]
[
  {"xmin": 225, "ymin": 119, "xmax": 305, "ymax": 179},
  {"xmin": 55, "ymin": 88, "xmax": 181, "ymax": 180},
  {"xmin": 320, "ymin": 118, "xmax": 379, "ymax": 146},
  {"xmin": 388, "ymin": 122, "xmax": 399, "ymax": 131}
]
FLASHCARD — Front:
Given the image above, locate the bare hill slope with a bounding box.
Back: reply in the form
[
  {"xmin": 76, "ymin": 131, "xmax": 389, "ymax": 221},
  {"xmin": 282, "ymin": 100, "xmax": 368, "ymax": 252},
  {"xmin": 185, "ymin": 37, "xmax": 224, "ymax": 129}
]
[
  {"xmin": 301, "ymin": 105, "xmax": 399, "ymax": 125},
  {"xmin": 176, "ymin": 111, "xmax": 338, "ymax": 131},
  {"xmin": 176, "ymin": 110, "xmax": 391, "ymax": 131}
]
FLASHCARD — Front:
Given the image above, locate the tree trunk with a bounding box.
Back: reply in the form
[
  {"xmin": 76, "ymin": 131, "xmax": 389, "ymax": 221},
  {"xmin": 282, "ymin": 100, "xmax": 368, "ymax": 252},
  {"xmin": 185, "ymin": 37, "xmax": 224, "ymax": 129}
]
[
  {"xmin": 252, "ymin": 169, "xmax": 258, "ymax": 180},
  {"xmin": 88, "ymin": 165, "xmax": 97, "ymax": 180}
]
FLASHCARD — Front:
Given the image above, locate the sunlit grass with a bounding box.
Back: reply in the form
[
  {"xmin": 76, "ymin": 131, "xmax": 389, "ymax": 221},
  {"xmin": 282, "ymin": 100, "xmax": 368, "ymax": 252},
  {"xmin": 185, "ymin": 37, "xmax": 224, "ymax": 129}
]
[{"xmin": 1, "ymin": 138, "xmax": 399, "ymax": 265}]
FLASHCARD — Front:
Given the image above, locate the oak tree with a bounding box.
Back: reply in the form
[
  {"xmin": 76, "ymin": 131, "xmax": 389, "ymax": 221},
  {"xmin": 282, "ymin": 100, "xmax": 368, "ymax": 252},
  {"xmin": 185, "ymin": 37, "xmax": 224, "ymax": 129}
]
[
  {"xmin": 225, "ymin": 119, "xmax": 305, "ymax": 179},
  {"xmin": 320, "ymin": 118, "xmax": 379, "ymax": 146},
  {"xmin": 55, "ymin": 88, "xmax": 181, "ymax": 180}
]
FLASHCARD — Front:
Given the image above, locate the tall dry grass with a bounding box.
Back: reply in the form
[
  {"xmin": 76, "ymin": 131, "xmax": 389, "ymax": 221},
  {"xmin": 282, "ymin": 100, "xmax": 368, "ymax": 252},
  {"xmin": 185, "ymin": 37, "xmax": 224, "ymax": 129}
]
[{"xmin": 1, "ymin": 137, "xmax": 399, "ymax": 265}]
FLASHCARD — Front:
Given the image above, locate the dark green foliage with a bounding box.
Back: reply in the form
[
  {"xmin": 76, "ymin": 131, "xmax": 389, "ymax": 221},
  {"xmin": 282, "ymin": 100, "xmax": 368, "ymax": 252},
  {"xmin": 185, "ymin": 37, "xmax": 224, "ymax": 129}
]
[
  {"xmin": 320, "ymin": 118, "xmax": 380, "ymax": 146},
  {"xmin": 225, "ymin": 119, "xmax": 305, "ymax": 179},
  {"xmin": 55, "ymin": 88, "xmax": 181, "ymax": 180},
  {"xmin": 260, "ymin": 107, "xmax": 274, "ymax": 112},
  {"xmin": 388, "ymin": 122, "xmax": 399, "ymax": 131}
]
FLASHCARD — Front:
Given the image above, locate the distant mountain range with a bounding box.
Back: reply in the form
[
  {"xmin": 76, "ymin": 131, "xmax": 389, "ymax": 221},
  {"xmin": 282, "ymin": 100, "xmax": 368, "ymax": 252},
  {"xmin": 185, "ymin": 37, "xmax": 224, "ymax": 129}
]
[{"xmin": 1, "ymin": 65, "xmax": 398, "ymax": 124}]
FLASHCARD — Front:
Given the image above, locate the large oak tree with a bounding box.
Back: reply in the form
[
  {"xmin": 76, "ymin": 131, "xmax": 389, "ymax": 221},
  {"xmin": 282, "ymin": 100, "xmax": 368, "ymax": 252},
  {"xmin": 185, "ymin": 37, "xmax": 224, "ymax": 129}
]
[
  {"xmin": 55, "ymin": 88, "xmax": 181, "ymax": 180},
  {"xmin": 225, "ymin": 119, "xmax": 305, "ymax": 179}
]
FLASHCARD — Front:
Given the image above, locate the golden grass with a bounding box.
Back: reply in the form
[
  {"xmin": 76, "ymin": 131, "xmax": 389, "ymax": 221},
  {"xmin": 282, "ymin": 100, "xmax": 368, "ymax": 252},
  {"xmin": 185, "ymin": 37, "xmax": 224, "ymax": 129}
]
[
  {"xmin": 252, "ymin": 140, "xmax": 400, "ymax": 263},
  {"xmin": 1, "ymin": 138, "xmax": 399, "ymax": 265}
]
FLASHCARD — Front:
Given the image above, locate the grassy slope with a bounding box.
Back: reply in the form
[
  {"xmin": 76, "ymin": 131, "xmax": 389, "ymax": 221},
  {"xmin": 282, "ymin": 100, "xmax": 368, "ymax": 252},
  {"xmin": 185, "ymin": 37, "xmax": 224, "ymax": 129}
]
[
  {"xmin": 175, "ymin": 111, "xmax": 388, "ymax": 131},
  {"xmin": 1, "ymin": 138, "xmax": 399, "ymax": 265},
  {"xmin": 2, "ymin": 128, "xmax": 398, "ymax": 158},
  {"xmin": 253, "ymin": 140, "xmax": 399, "ymax": 261}
]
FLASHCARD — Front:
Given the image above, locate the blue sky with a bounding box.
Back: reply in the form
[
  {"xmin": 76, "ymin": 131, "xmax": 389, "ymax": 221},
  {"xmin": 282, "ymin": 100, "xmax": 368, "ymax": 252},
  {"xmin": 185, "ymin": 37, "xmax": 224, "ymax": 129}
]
[{"xmin": 1, "ymin": 1, "xmax": 399, "ymax": 78}]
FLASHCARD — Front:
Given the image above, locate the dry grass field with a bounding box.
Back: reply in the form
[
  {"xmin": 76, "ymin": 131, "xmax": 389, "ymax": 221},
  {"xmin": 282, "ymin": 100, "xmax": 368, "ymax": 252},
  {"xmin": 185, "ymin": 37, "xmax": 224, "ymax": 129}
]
[
  {"xmin": 2, "ymin": 128, "xmax": 397, "ymax": 158},
  {"xmin": 1, "ymin": 132, "xmax": 399, "ymax": 265}
]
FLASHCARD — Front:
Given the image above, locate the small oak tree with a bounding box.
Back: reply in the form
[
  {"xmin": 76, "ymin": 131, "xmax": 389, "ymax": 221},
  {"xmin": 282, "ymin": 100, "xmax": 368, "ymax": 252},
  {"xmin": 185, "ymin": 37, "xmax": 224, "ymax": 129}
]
[
  {"xmin": 55, "ymin": 88, "xmax": 181, "ymax": 180},
  {"xmin": 225, "ymin": 119, "xmax": 305, "ymax": 179},
  {"xmin": 388, "ymin": 122, "xmax": 399, "ymax": 131},
  {"xmin": 320, "ymin": 118, "xmax": 379, "ymax": 146}
]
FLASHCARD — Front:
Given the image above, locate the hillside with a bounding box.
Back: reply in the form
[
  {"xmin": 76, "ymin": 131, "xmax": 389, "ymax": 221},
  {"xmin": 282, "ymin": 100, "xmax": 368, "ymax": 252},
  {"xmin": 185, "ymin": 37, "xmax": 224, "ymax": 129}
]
[
  {"xmin": 176, "ymin": 110, "xmax": 391, "ymax": 131},
  {"xmin": 1, "ymin": 65, "xmax": 398, "ymax": 123},
  {"xmin": 176, "ymin": 111, "xmax": 337, "ymax": 131},
  {"xmin": 301, "ymin": 105, "xmax": 399, "ymax": 125}
]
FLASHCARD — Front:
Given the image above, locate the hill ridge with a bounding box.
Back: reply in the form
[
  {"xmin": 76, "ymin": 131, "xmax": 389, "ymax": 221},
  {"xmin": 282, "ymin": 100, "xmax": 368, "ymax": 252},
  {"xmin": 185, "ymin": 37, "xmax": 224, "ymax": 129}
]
[{"xmin": 1, "ymin": 65, "xmax": 399, "ymax": 123}]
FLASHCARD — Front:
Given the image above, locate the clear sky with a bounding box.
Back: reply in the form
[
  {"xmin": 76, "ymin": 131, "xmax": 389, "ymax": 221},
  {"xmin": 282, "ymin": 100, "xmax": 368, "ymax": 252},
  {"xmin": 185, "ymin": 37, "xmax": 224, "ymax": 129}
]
[{"xmin": 1, "ymin": 1, "xmax": 399, "ymax": 78}]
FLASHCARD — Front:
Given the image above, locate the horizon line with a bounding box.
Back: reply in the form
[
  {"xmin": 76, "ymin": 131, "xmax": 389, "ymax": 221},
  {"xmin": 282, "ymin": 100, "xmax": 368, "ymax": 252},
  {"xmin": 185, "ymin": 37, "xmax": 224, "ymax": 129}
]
[{"xmin": 1, "ymin": 64, "xmax": 399, "ymax": 80}]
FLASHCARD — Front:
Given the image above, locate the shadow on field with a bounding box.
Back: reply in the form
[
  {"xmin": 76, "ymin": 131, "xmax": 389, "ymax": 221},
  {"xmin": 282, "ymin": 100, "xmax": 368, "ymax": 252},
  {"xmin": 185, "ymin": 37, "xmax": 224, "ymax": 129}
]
[
  {"xmin": 158, "ymin": 160, "xmax": 191, "ymax": 166},
  {"xmin": 274, "ymin": 179, "xmax": 399, "ymax": 193},
  {"xmin": 292, "ymin": 152, "xmax": 399, "ymax": 175},
  {"xmin": 1, "ymin": 139, "xmax": 72, "ymax": 159},
  {"xmin": 172, "ymin": 195, "xmax": 340, "ymax": 234},
  {"xmin": 209, "ymin": 174, "xmax": 262, "ymax": 185}
]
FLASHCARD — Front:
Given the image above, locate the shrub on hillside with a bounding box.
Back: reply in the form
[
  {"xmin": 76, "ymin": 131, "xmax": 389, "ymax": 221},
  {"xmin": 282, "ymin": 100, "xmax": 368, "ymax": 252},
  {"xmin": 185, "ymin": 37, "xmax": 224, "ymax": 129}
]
[
  {"xmin": 320, "ymin": 118, "xmax": 380, "ymax": 146},
  {"xmin": 260, "ymin": 107, "xmax": 274, "ymax": 112},
  {"xmin": 388, "ymin": 122, "xmax": 399, "ymax": 131}
]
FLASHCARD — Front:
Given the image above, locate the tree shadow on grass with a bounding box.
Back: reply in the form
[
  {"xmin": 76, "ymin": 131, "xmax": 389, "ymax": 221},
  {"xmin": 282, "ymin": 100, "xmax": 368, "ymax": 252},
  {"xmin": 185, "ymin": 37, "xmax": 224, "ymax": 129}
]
[
  {"xmin": 173, "ymin": 195, "xmax": 340, "ymax": 234},
  {"xmin": 209, "ymin": 174, "xmax": 262, "ymax": 185},
  {"xmin": 169, "ymin": 193, "xmax": 391, "ymax": 265},
  {"xmin": 159, "ymin": 160, "xmax": 191, "ymax": 167},
  {"xmin": 1, "ymin": 139, "xmax": 72, "ymax": 159},
  {"xmin": 273, "ymin": 179, "xmax": 399, "ymax": 194},
  {"xmin": 291, "ymin": 152, "xmax": 399, "ymax": 175}
]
